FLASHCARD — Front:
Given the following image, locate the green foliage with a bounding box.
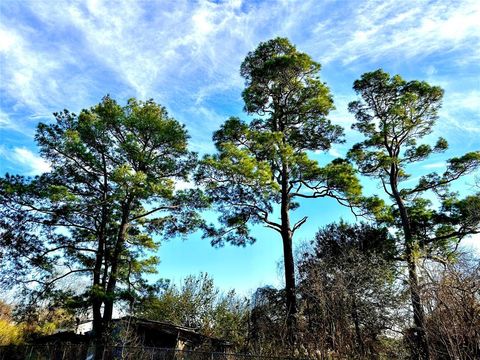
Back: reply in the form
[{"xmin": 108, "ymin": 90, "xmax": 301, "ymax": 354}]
[
  {"xmin": 197, "ymin": 38, "xmax": 361, "ymax": 247},
  {"xmin": 136, "ymin": 273, "xmax": 249, "ymax": 350},
  {"xmin": 296, "ymin": 222, "xmax": 404, "ymax": 358},
  {"xmin": 0, "ymin": 300, "xmax": 77, "ymax": 345},
  {"xmin": 0, "ymin": 319, "xmax": 23, "ymax": 346},
  {"xmin": 20, "ymin": 307, "xmax": 76, "ymax": 339},
  {"xmin": 197, "ymin": 38, "xmax": 363, "ymax": 343},
  {"xmin": 0, "ymin": 302, "xmax": 23, "ymax": 345},
  {"xmin": 240, "ymin": 37, "xmax": 340, "ymax": 151},
  {"xmin": 0, "ymin": 96, "xmax": 207, "ymax": 343},
  {"xmin": 348, "ymin": 69, "xmax": 480, "ymax": 260},
  {"xmin": 348, "ymin": 69, "xmax": 480, "ymax": 358}
]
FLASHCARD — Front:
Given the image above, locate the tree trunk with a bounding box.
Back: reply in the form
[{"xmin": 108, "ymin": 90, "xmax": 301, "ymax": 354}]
[
  {"xmin": 390, "ymin": 171, "xmax": 430, "ymax": 360},
  {"xmin": 103, "ymin": 200, "xmax": 131, "ymax": 334},
  {"xmin": 404, "ymin": 242, "xmax": 430, "ymax": 360},
  {"xmin": 351, "ymin": 297, "xmax": 365, "ymax": 356},
  {"xmin": 94, "ymin": 158, "xmax": 109, "ymax": 360},
  {"xmin": 93, "ymin": 236, "xmax": 104, "ymax": 360},
  {"xmin": 103, "ymin": 220, "xmax": 128, "ymax": 323},
  {"xmin": 280, "ymin": 162, "xmax": 296, "ymax": 348}
]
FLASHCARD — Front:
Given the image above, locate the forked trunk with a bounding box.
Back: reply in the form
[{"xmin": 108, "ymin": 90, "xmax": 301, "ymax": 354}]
[
  {"xmin": 390, "ymin": 171, "xmax": 430, "ymax": 360},
  {"xmin": 97, "ymin": 200, "xmax": 131, "ymax": 359}
]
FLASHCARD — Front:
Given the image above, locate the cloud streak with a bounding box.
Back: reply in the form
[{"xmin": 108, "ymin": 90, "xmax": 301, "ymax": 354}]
[
  {"xmin": 0, "ymin": 146, "xmax": 51, "ymax": 175},
  {"xmin": 1, "ymin": 0, "xmax": 479, "ymax": 173}
]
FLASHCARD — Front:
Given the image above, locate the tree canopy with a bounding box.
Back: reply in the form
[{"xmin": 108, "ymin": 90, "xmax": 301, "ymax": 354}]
[
  {"xmin": 348, "ymin": 69, "xmax": 480, "ymax": 359},
  {"xmin": 0, "ymin": 96, "xmax": 207, "ymax": 356},
  {"xmin": 0, "ymin": 39, "xmax": 479, "ymax": 360},
  {"xmin": 197, "ymin": 38, "xmax": 361, "ymax": 342}
]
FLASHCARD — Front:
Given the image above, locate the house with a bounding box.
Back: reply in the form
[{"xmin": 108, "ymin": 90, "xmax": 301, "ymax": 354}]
[
  {"xmin": 112, "ymin": 316, "xmax": 231, "ymax": 352},
  {"xmin": 33, "ymin": 316, "xmax": 231, "ymax": 353}
]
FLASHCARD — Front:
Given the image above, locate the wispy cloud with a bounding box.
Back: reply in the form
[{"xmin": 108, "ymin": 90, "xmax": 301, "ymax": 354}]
[
  {"xmin": 2, "ymin": 0, "xmax": 479, "ymax": 115},
  {"xmin": 0, "ymin": 109, "xmax": 15, "ymax": 130},
  {"xmin": 0, "ymin": 146, "xmax": 51, "ymax": 175},
  {"xmin": 328, "ymin": 147, "xmax": 341, "ymax": 158},
  {"xmin": 461, "ymin": 233, "xmax": 480, "ymax": 254},
  {"xmin": 13, "ymin": 147, "xmax": 51, "ymax": 175},
  {"xmin": 437, "ymin": 89, "xmax": 480, "ymax": 135},
  {"xmin": 1, "ymin": 0, "xmax": 479, "ymax": 168},
  {"xmin": 316, "ymin": 0, "xmax": 480, "ymax": 66},
  {"xmin": 0, "ymin": 21, "xmax": 97, "ymax": 138},
  {"xmin": 449, "ymin": 90, "xmax": 480, "ymax": 112},
  {"xmin": 422, "ymin": 162, "xmax": 445, "ymax": 169}
]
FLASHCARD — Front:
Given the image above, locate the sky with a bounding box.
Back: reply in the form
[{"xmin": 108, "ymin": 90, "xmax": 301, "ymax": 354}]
[{"xmin": 1, "ymin": 0, "xmax": 479, "ymax": 295}]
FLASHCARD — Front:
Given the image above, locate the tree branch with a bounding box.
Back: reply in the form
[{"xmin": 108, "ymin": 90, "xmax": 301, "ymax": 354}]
[{"xmin": 292, "ymin": 216, "xmax": 308, "ymax": 234}]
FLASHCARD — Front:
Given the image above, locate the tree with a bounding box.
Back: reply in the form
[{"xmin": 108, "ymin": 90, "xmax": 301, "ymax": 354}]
[
  {"xmin": 0, "ymin": 301, "xmax": 23, "ymax": 346},
  {"xmin": 196, "ymin": 38, "xmax": 361, "ymax": 343},
  {"xmin": 137, "ymin": 273, "xmax": 249, "ymax": 351},
  {"xmin": 248, "ymin": 286, "xmax": 288, "ymax": 355},
  {"xmin": 421, "ymin": 254, "xmax": 480, "ymax": 359},
  {"xmin": 297, "ymin": 222, "xmax": 403, "ymax": 358},
  {"xmin": 347, "ymin": 69, "xmax": 480, "ymax": 359},
  {"xmin": 0, "ymin": 97, "xmax": 206, "ymax": 357}
]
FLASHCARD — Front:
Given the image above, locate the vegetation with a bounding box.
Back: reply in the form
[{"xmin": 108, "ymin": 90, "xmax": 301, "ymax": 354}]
[
  {"xmin": 137, "ymin": 273, "xmax": 249, "ymax": 350},
  {"xmin": 297, "ymin": 223, "xmax": 402, "ymax": 358},
  {"xmin": 0, "ymin": 300, "xmax": 74, "ymax": 345},
  {"xmin": 196, "ymin": 38, "xmax": 361, "ymax": 343},
  {"xmin": 0, "ymin": 302, "xmax": 23, "ymax": 346},
  {"xmin": 348, "ymin": 70, "xmax": 480, "ymax": 359},
  {"xmin": 0, "ymin": 97, "xmax": 207, "ymax": 357},
  {"xmin": 0, "ymin": 38, "xmax": 479, "ymax": 359}
]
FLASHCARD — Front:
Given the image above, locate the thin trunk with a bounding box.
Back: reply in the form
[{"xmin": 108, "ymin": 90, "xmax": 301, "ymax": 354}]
[
  {"xmin": 93, "ymin": 239, "xmax": 105, "ymax": 360},
  {"xmin": 94, "ymin": 155, "xmax": 108, "ymax": 360},
  {"xmin": 103, "ymin": 199, "xmax": 132, "ymax": 325},
  {"xmin": 280, "ymin": 161, "xmax": 296, "ymax": 348},
  {"xmin": 351, "ymin": 297, "xmax": 365, "ymax": 356},
  {"xmin": 93, "ymin": 232, "xmax": 104, "ymax": 352},
  {"xmin": 390, "ymin": 167, "xmax": 430, "ymax": 360}
]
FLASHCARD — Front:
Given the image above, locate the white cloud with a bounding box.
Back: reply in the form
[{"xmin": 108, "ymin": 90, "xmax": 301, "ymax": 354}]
[
  {"xmin": 0, "ymin": 146, "xmax": 51, "ymax": 175},
  {"xmin": 328, "ymin": 147, "xmax": 341, "ymax": 158},
  {"xmin": 0, "ymin": 26, "xmax": 62, "ymax": 113},
  {"xmin": 438, "ymin": 89, "xmax": 480, "ymax": 134},
  {"xmin": 0, "ymin": 26, "xmax": 16, "ymax": 51},
  {"xmin": 423, "ymin": 162, "xmax": 445, "ymax": 169},
  {"xmin": 0, "ymin": 22, "xmax": 96, "ymax": 135},
  {"xmin": 453, "ymin": 90, "xmax": 480, "ymax": 112},
  {"xmin": 460, "ymin": 233, "xmax": 480, "ymax": 254},
  {"xmin": 318, "ymin": 0, "xmax": 480, "ymax": 65},
  {"xmin": 175, "ymin": 179, "xmax": 195, "ymax": 191},
  {"xmin": 1, "ymin": 0, "xmax": 479, "ymax": 147},
  {"xmin": 22, "ymin": 0, "xmax": 256, "ymax": 105},
  {"xmin": 13, "ymin": 147, "xmax": 51, "ymax": 175},
  {"xmin": 0, "ymin": 109, "xmax": 14, "ymax": 129}
]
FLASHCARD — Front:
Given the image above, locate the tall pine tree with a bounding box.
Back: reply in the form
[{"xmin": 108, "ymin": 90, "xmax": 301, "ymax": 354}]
[
  {"xmin": 0, "ymin": 97, "xmax": 206, "ymax": 357},
  {"xmin": 197, "ymin": 38, "xmax": 361, "ymax": 345},
  {"xmin": 348, "ymin": 70, "xmax": 480, "ymax": 359}
]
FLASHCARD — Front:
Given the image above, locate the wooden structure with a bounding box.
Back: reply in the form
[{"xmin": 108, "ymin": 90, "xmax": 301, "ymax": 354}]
[{"xmin": 32, "ymin": 316, "xmax": 231, "ymax": 353}]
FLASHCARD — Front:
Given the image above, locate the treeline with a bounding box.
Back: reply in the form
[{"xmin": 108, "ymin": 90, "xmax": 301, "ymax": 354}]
[
  {"xmin": 0, "ymin": 37, "xmax": 479, "ymax": 360},
  {"xmin": 136, "ymin": 227, "xmax": 479, "ymax": 359}
]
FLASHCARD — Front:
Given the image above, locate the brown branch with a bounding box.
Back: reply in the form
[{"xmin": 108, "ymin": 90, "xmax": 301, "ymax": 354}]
[
  {"xmin": 292, "ymin": 216, "xmax": 308, "ymax": 234},
  {"xmin": 129, "ymin": 205, "xmax": 180, "ymax": 221}
]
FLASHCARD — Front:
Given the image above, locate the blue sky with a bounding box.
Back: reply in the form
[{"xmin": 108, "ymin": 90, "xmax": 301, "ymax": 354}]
[{"xmin": 1, "ymin": 0, "xmax": 479, "ymax": 295}]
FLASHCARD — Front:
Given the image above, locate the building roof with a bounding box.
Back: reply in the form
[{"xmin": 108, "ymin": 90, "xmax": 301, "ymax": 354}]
[
  {"xmin": 31, "ymin": 331, "xmax": 90, "ymax": 344},
  {"xmin": 117, "ymin": 316, "xmax": 231, "ymax": 347},
  {"xmin": 38, "ymin": 316, "xmax": 231, "ymax": 348}
]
